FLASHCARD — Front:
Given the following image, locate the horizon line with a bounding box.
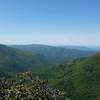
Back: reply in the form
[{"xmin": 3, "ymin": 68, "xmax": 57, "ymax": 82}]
[{"xmin": 0, "ymin": 43, "xmax": 100, "ymax": 47}]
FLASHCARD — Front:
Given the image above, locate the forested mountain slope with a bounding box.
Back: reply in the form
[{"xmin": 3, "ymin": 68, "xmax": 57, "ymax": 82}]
[
  {"xmin": 42, "ymin": 52, "xmax": 100, "ymax": 100},
  {"xmin": 0, "ymin": 44, "xmax": 47, "ymax": 75},
  {"xmin": 11, "ymin": 44, "xmax": 95, "ymax": 64}
]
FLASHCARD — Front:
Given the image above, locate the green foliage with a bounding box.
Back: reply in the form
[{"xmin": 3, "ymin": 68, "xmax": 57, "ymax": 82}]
[
  {"xmin": 42, "ymin": 53, "xmax": 100, "ymax": 100},
  {"xmin": 73, "ymin": 52, "xmax": 100, "ymax": 100},
  {"xmin": 11, "ymin": 44, "xmax": 94, "ymax": 64},
  {"xmin": 0, "ymin": 44, "xmax": 48, "ymax": 75},
  {"xmin": 0, "ymin": 72, "xmax": 68, "ymax": 100},
  {"xmin": 0, "ymin": 44, "xmax": 99, "ymax": 100}
]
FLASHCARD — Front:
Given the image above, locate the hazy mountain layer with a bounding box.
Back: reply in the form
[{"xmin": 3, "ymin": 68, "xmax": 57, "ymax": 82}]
[{"xmin": 11, "ymin": 44, "xmax": 95, "ymax": 64}]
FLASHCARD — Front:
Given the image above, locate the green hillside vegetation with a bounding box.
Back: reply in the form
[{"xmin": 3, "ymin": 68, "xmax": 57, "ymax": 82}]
[
  {"xmin": 11, "ymin": 44, "xmax": 95, "ymax": 64},
  {"xmin": 0, "ymin": 44, "xmax": 100, "ymax": 100},
  {"xmin": 42, "ymin": 53, "xmax": 100, "ymax": 100},
  {"xmin": 0, "ymin": 44, "xmax": 47, "ymax": 75}
]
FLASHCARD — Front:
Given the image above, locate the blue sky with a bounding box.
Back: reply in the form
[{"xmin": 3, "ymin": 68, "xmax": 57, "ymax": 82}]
[{"xmin": 0, "ymin": 0, "xmax": 100, "ymax": 46}]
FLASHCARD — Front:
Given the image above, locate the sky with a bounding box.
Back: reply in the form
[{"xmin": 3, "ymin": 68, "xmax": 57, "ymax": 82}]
[{"xmin": 0, "ymin": 0, "xmax": 100, "ymax": 46}]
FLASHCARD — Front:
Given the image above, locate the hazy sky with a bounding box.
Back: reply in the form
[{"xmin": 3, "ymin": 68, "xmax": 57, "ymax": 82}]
[{"xmin": 0, "ymin": 0, "xmax": 100, "ymax": 46}]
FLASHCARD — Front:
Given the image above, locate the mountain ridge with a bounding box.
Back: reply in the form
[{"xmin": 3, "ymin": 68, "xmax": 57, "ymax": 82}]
[{"xmin": 11, "ymin": 44, "xmax": 95, "ymax": 64}]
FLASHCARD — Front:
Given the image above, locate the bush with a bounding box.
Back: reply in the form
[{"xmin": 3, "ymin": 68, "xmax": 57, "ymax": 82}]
[{"xmin": 0, "ymin": 72, "xmax": 68, "ymax": 100}]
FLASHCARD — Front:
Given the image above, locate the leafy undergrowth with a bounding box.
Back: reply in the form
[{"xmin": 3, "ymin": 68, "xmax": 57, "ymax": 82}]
[{"xmin": 0, "ymin": 72, "xmax": 69, "ymax": 100}]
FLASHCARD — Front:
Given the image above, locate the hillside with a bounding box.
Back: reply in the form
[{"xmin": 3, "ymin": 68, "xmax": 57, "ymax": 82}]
[
  {"xmin": 0, "ymin": 44, "xmax": 47, "ymax": 75},
  {"xmin": 42, "ymin": 53, "xmax": 100, "ymax": 100},
  {"xmin": 11, "ymin": 44, "xmax": 95, "ymax": 64}
]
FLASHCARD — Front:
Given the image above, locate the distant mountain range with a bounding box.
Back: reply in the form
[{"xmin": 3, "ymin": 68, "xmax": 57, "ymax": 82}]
[
  {"xmin": 0, "ymin": 44, "xmax": 98, "ymax": 75},
  {"xmin": 61, "ymin": 45, "xmax": 100, "ymax": 51},
  {"xmin": 11, "ymin": 44, "xmax": 96, "ymax": 64}
]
